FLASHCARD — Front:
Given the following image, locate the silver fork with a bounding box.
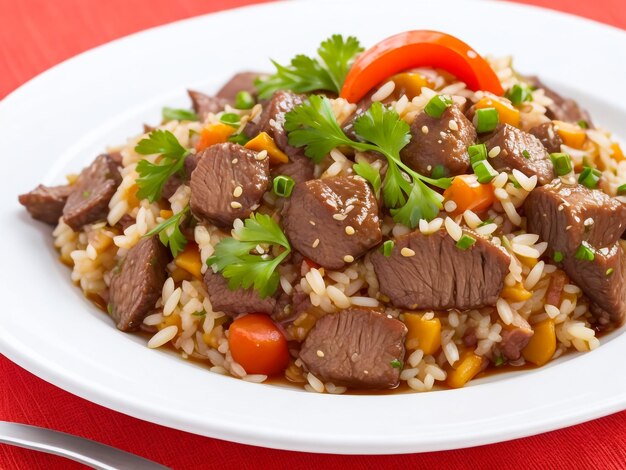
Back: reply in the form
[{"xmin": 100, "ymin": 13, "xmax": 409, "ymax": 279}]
[{"xmin": 0, "ymin": 421, "xmax": 169, "ymax": 469}]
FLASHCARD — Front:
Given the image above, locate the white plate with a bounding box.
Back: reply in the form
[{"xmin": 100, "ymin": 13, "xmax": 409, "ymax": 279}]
[{"xmin": 1, "ymin": 0, "xmax": 625, "ymax": 454}]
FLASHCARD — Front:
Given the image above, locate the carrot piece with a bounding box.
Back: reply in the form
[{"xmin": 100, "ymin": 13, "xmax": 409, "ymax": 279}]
[
  {"xmin": 404, "ymin": 313, "xmax": 441, "ymax": 355},
  {"xmin": 174, "ymin": 242, "xmax": 202, "ymax": 279},
  {"xmin": 501, "ymin": 282, "xmax": 533, "ymax": 302},
  {"xmin": 195, "ymin": 123, "xmax": 236, "ymax": 151},
  {"xmin": 554, "ymin": 121, "xmax": 586, "ymax": 149},
  {"xmin": 446, "ymin": 351, "xmax": 485, "ymax": 388},
  {"xmin": 611, "ymin": 142, "xmax": 625, "ymax": 162},
  {"xmin": 245, "ymin": 131, "xmax": 289, "ymax": 164},
  {"xmin": 475, "ymin": 96, "xmax": 520, "ymax": 128},
  {"xmin": 522, "ymin": 319, "xmax": 556, "ymax": 366},
  {"xmin": 229, "ymin": 314, "xmax": 290, "ymax": 375},
  {"xmin": 443, "ymin": 174, "xmax": 496, "ymax": 215},
  {"xmin": 159, "ymin": 209, "xmax": 173, "ymax": 219}
]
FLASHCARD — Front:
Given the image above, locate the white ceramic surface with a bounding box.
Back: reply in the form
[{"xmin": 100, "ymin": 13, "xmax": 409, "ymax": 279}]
[{"xmin": 1, "ymin": 0, "xmax": 625, "ymax": 454}]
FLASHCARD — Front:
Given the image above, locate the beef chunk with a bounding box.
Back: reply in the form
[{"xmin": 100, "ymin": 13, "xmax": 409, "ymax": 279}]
[
  {"xmin": 162, "ymin": 153, "xmax": 199, "ymax": 200},
  {"xmin": 499, "ymin": 325, "xmax": 534, "ymax": 361},
  {"xmin": 109, "ymin": 236, "xmax": 169, "ymax": 331},
  {"xmin": 187, "ymin": 90, "xmax": 230, "ymax": 120},
  {"xmin": 271, "ymin": 154, "xmax": 315, "ymax": 185},
  {"xmin": 525, "ymin": 181, "xmax": 626, "ymax": 326},
  {"xmin": 299, "ymin": 308, "xmax": 407, "ymax": 389},
  {"xmin": 282, "ymin": 176, "xmax": 382, "ymax": 270},
  {"xmin": 400, "ymin": 105, "xmax": 476, "ymax": 177},
  {"xmin": 203, "ymin": 270, "xmax": 276, "ymax": 317},
  {"xmin": 18, "ymin": 184, "xmax": 73, "ymax": 225},
  {"xmin": 216, "ymin": 71, "xmax": 262, "ymax": 101},
  {"xmin": 525, "ymin": 181, "xmax": 626, "ymax": 257},
  {"xmin": 483, "ymin": 124, "xmax": 554, "ymax": 185},
  {"xmin": 545, "ymin": 269, "xmax": 568, "ymax": 307},
  {"xmin": 371, "ymin": 229, "xmax": 510, "ymax": 310},
  {"xmin": 526, "ymin": 76, "xmax": 592, "ymax": 126},
  {"xmin": 63, "ymin": 154, "xmax": 121, "ymax": 231},
  {"xmin": 529, "ymin": 122, "xmax": 563, "ymax": 154},
  {"xmin": 190, "ymin": 143, "xmax": 269, "ymax": 227}
]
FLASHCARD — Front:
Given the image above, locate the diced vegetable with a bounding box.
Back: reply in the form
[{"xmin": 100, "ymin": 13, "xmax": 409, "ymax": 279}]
[
  {"xmin": 522, "ymin": 319, "xmax": 556, "ymax": 366},
  {"xmin": 404, "ymin": 313, "xmax": 441, "ymax": 355},
  {"xmin": 550, "ymin": 152, "xmax": 573, "ymax": 176},
  {"xmin": 472, "ymin": 159, "xmax": 497, "ymax": 184},
  {"xmin": 390, "ymin": 72, "xmax": 434, "ymax": 99},
  {"xmin": 273, "ymin": 175, "xmax": 295, "ymax": 198},
  {"xmin": 611, "ymin": 142, "xmax": 625, "ymax": 162},
  {"xmin": 501, "ymin": 282, "xmax": 533, "ymax": 302},
  {"xmin": 228, "ymin": 313, "xmax": 290, "ymax": 375},
  {"xmin": 340, "ymin": 30, "xmax": 503, "ymax": 103},
  {"xmin": 553, "ymin": 251, "xmax": 564, "ymax": 263},
  {"xmin": 196, "ymin": 123, "xmax": 236, "ymax": 151},
  {"xmin": 473, "ymin": 107, "xmax": 499, "ymax": 133},
  {"xmin": 505, "ymin": 83, "xmax": 533, "ymax": 106},
  {"xmin": 159, "ymin": 209, "xmax": 173, "ymax": 219},
  {"xmin": 244, "ymin": 131, "xmax": 289, "ymax": 164},
  {"xmin": 382, "ymin": 240, "xmax": 395, "ymax": 257},
  {"xmin": 174, "ymin": 242, "xmax": 202, "ymax": 278},
  {"xmin": 456, "ymin": 234, "xmax": 476, "ymax": 250},
  {"xmin": 578, "ymin": 166, "xmax": 601, "ymax": 189},
  {"xmin": 468, "ymin": 144, "xmax": 487, "ymax": 166},
  {"xmin": 424, "ymin": 94, "xmax": 452, "ymax": 118},
  {"xmin": 575, "ymin": 241, "xmax": 595, "ymax": 261},
  {"xmin": 554, "ymin": 121, "xmax": 586, "ymax": 149},
  {"xmin": 475, "ymin": 96, "xmax": 520, "ymax": 128},
  {"xmin": 446, "ymin": 351, "xmax": 485, "ymax": 389},
  {"xmin": 443, "ymin": 174, "xmax": 496, "ymax": 215}
]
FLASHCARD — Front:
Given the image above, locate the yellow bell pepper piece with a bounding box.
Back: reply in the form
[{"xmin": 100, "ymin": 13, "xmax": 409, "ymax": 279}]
[
  {"xmin": 159, "ymin": 209, "xmax": 173, "ymax": 219},
  {"xmin": 554, "ymin": 121, "xmax": 586, "ymax": 149},
  {"xmin": 196, "ymin": 123, "xmax": 236, "ymax": 151},
  {"xmin": 404, "ymin": 313, "xmax": 441, "ymax": 355},
  {"xmin": 160, "ymin": 312, "xmax": 181, "ymax": 330},
  {"xmin": 174, "ymin": 243, "xmax": 202, "ymax": 279},
  {"xmin": 446, "ymin": 351, "xmax": 485, "ymax": 389},
  {"xmin": 245, "ymin": 131, "xmax": 289, "ymax": 165},
  {"xmin": 522, "ymin": 319, "xmax": 556, "ymax": 366},
  {"xmin": 475, "ymin": 96, "xmax": 520, "ymax": 128},
  {"xmin": 501, "ymin": 282, "xmax": 533, "ymax": 302},
  {"xmin": 391, "ymin": 72, "xmax": 434, "ymax": 100},
  {"xmin": 611, "ymin": 142, "xmax": 625, "ymax": 162}
]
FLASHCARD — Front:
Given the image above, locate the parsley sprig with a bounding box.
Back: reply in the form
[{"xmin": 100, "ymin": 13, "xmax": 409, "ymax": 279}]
[
  {"xmin": 207, "ymin": 213, "xmax": 291, "ymax": 298},
  {"xmin": 285, "ymin": 96, "xmax": 452, "ymax": 227},
  {"xmin": 256, "ymin": 35, "xmax": 363, "ymax": 100},
  {"xmin": 144, "ymin": 206, "xmax": 190, "ymax": 257},
  {"xmin": 135, "ymin": 130, "xmax": 191, "ymax": 202}
]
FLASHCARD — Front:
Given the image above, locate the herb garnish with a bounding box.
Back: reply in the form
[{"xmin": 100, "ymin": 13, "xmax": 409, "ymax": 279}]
[
  {"xmin": 353, "ymin": 160, "xmax": 382, "ymax": 195},
  {"xmin": 162, "ymin": 107, "xmax": 199, "ymax": 122},
  {"xmin": 207, "ymin": 213, "xmax": 291, "ymax": 298},
  {"xmin": 256, "ymin": 35, "xmax": 363, "ymax": 99},
  {"xmin": 135, "ymin": 130, "xmax": 191, "ymax": 202},
  {"xmin": 390, "ymin": 358, "xmax": 403, "ymax": 369},
  {"xmin": 144, "ymin": 206, "xmax": 190, "ymax": 257},
  {"xmin": 285, "ymin": 96, "xmax": 452, "ymax": 227}
]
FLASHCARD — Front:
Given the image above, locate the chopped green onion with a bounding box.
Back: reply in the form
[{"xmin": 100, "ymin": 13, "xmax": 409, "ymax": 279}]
[
  {"xmin": 494, "ymin": 354, "xmax": 506, "ymax": 367},
  {"xmin": 606, "ymin": 268, "xmax": 615, "ymax": 276},
  {"xmin": 192, "ymin": 310, "xmax": 206, "ymax": 317},
  {"xmin": 456, "ymin": 234, "xmax": 476, "ymax": 250},
  {"xmin": 522, "ymin": 150, "xmax": 531, "ymax": 159},
  {"xmin": 220, "ymin": 113, "xmax": 240, "ymax": 128},
  {"xmin": 106, "ymin": 303, "xmax": 113, "ymax": 315},
  {"xmin": 382, "ymin": 240, "xmax": 395, "ymax": 257},
  {"xmin": 474, "ymin": 108, "xmax": 499, "ymax": 133},
  {"xmin": 578, "ymin": 166, "xmax": 602, "ymax": 189},
  {"xmin": 505, "ymin": 84, "xmax": 533, "ymax": 106},
  {"xmin": 577, "ymin": 120, "xmax": 589, "ymax": 129},
  {"xmin": 273, "ymin": 175, "xmax": 295, "ymax": 198},
  {"xmin": 553, "ymin": 251, "xmax": 564, "ymax": 263},
  {"xmin": 390, "ymin": 358, "xmax": 403, "ymax": 369},
  {"xmin": 574, "ymin": 242, "xmax": 595, "ymax": 261},
  {"xmin": 235, "ymin": 91, "xmax": 255, "ymax": 110},
  {"xmin": 162, "ymin": 107, "xmax": 199, "ymax": 122},
  {"xmin": 617, "ymin": 183, "xmax": 626, "ymax": 195},
  {"xmin": 431, "ymin": 165, "xmax": 448, "ymax": 179},
  {"xmin": 228, "ymin": 133, "xmax": 251, "ymax": 145},
  {"xmin": 424, "ymin": 94, "xmax": 453, "ymax": 118},
  {"xmin": 508, "ymin": 174, "xmax": 521, "ymax": 188},
  {"xmin": 468, "ymin": 144, "xmax": 488, "ymax": 166},
  {"xmin": 478, "ymin": 218, "xmax": 493, "ymax": 227},
  {"xmin": 550, "ymin": 152, "xmax": 573, "ymax": 176},
  {"xmin": 472, "ymin": 159, "xmax": 498, "ymax": 184}
]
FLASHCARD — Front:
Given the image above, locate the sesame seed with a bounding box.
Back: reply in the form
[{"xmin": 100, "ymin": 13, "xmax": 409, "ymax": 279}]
[
  {"xmin": 231, "ymin": 158, "xmax": 238, "ymax": 164},
  {"xmin": 309, "ymin": 220, "xmax": 316, "ymax": 225},
  {"xmin": 440, "ymin": 131, "xmax": 447, "ymax": 139},
  {"xmin": 343, "ymin": 255, "xmax": 354, "ymax": 263},
  {"xmin": 363, "ymin": 370, "xmax": 369, "ymax": 374},
  {"xmin": 584, "ymin": 218, "xmax": 594, "ymax": 226},
  {"xmin": 312, "ymin": 238, "xmax": 320, "ymax": 248},
  {"xmin": 467, "ymin": 50, "xmax": 478, "ymax": 58},
  {"xmin": 233, "ymin": 186, "xmax": 243, "ymax": 197},
  {"xmin": 449, "ymin": 120, "xmax": 459, "ymax": 131},
  {"xmin": 316, "ymin": 350, "xmax": 325, "ymax": 358},
  {"xmin": 333, "ymin": 213, "xmax": 347, "ymax": 221},
  {"xmin": 488, "ymin": 146, "xmax": 501, "ymax": 158},
  {"xmin": 345, "ymin": 205, "xmax": 355, "ymax": 214},
  {"xmin": 401, "ymin": 247, "xmax": 416, "ymax": 257},
  {"xmin": 421, "ymin": 126, "xmax": 429, "ymax": 134},
  {"xmin": 345, "ymin": 226, "xmax": 355, "ymax": 235},
  {"xmin": 255, "ymin": 150, "xmax": 268, "ymax": 160},
  {"xmin": 230, "ymin": 201, "xmax": 242, "ymax": 209},
  {"xmin": 426, "ymin": 165, "xmax": 432, "ymax": 171},
  {"xmin": 437, "ymin": 140, "xmax": 442, "ymax": 144}
]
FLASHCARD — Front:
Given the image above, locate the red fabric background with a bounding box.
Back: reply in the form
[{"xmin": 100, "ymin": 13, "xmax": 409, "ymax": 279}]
[{"xmin": 1, "ymin": 1, "xmax": 625, "ymax": 468}]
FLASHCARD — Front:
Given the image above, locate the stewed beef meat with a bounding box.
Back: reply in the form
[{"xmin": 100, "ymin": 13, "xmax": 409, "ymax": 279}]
[
  {"xmin": 400, "ymin": 105, "xmax": 476, "ymax": 177},
  {"xmin": 190, "ymin": 143, "xmax": 269, "ymax": 227},
  {"xmin": 498, "ymin": 322, "xmax": 534, "ymax": 361},
  {"xmin": 187, "ymin": 90, "xmax": 230, "ymax": 121},
  {"xmin": 282, "ymin": 176, "xmax": 382, "ymax": 270},
  {"xmin": 482, "ymin": 124, "xmax": 554, "ymax": 185},
  {"xmin": 203, "ymin": 270, "xmax": 276, "ymax": 317},
  {"xmin": 215, "ymin": 71, "xmax": 262, "ymax": 101},
  {"xmin": 529, "ymin": 122, "xmax": 563, "ymax": 154},
  {"xmin": 371, "ymin": 229, "xmax": 510, "ymax": 310},
  {"xmin": 299, "ymin": 308, "xmax": 407, "ymax": 389},
  {"xmin": 18, "ymin": 184, "xmax": 73, "ymax": 225},
  {"xmin": 108, "ymin": 236, "xmax": 170, "ymax": 331},
  {"xmin": 63, "ymin": 154, "xmax": 122, "ymax": 231},
  {"xmin": 162, "ymin": 154, "xmax": 199, "ymax": 200},
  {"xmin": 526, "ymin": 76, "xmax": 593, "ymax": 126}
]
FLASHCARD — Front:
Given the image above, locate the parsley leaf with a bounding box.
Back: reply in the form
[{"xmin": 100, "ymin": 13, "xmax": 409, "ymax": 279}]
[
  {"xmin": 135, "ymin": 130, "xmax": 191, "ymax": 202},
  {"xmin": 162, "ymin": 107, "xmax": 199, "ymax": 122},
  {"xmin": 207, "ymin": 213, "xmax": 291, "ymax": 298},
  {"xmin": 353, "ymin": 160, "xmax": 382, "ymax": 195},
  {"xmin": 144, "ymin": 206, "xmax": 189, "ymax": 257},
  {"xmin": 285, "ymin": 97, "xmax": 452, "ymax": 227},
  {"xmin": 256, "ymin": 35, "xmax": 362, "ymax": 100}
]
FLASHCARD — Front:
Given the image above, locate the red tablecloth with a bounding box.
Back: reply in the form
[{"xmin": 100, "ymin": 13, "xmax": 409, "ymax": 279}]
[{"xmin": 1, "ymin": 1, "xmax": 625, "ymax": 468}]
